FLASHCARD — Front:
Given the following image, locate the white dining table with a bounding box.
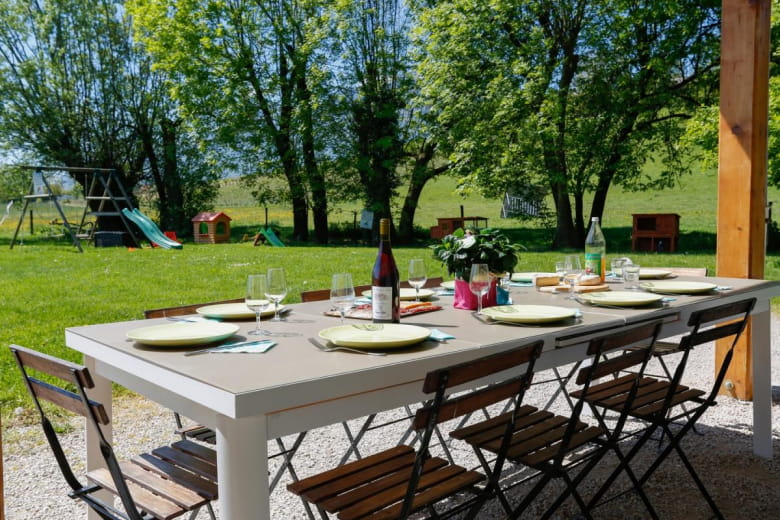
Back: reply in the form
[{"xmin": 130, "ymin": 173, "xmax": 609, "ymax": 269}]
[{"xmin": 65, "ymin": 275, "xmax": 779, "ymax": 519}]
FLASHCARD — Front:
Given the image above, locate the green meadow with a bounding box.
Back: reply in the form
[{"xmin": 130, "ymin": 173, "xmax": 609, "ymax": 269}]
[{"xmin": 1, "ymin": 167, "xmax": 779, "ymax": 411}]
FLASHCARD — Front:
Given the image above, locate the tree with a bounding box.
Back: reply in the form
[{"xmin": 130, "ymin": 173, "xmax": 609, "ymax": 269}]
[
  {"xmin": 329, "ymin": 0, "xmax": 416, "ymax": 237},
  {"xmin": 414, "ymin": 0, "xmax": 720, "ymax": 248},
  {"xmin": 0, "ymin": 0, "xmax": 215, "ymax": 236},
  {"xmin": 130, "ymin": 0, "xmax": 333, "ymax": 242}
]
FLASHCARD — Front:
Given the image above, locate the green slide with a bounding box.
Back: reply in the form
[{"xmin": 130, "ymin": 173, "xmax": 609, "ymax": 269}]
[
  {"xmin": 122, "ymin": 208, "xmax": 183, "ymax": 249},
  {"xmin": 260, "ymin": 228, "xmax": 285, "ymax": 247}
]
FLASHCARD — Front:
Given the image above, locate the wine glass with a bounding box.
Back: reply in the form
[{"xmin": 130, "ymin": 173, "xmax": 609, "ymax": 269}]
[
  {"xmin": 555, "ymin": 261, "xmax": 570, "ymax": 287},
  {"xmin": 246, "ymin": 274, "xmax": 271, "ymax": 336},
  {"xmin": 266, "ymin": 267, "xmax": 289, "ymax": 322},
  {"xmin": 330, "ymin": 273, "xmax": 356, "ymax": 323},
  {"xmin": 408, "ymin": 259, "xmax": 427, "ymax": 302},
  {"xmin": 564, "ymin": 255, "xmax": 582, "ymax": 299},
  {"xmin": 469, "ymin": 263, "xmax": 491, "ymax": 314}
]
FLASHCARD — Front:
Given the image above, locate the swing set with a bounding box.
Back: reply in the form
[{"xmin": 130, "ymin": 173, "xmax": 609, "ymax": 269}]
[{"xmin": 9, "ymin": 166, "xmax": 141, "ymax": 252}]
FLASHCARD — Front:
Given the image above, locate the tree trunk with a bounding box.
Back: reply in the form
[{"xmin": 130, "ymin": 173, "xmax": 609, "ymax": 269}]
[
  {"xmin": 160, "ymin": 118, "xmax": 187, "ymax": 235},
  {"xmin": 398, "ymin": 141, "xmax": 446, "ymax": 243},
  {"xmin": 297, "ymin": 74, "xmax": 328, "ymax": 244}
]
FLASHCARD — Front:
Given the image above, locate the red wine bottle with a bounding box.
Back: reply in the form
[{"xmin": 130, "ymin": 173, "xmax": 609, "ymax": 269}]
[{"xmin": 372, "ymin": 218, "xmax": 400, "ymax": 323}]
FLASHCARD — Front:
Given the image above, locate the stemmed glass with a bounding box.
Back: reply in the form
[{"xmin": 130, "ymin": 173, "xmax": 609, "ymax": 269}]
[
  {"xmin": 555, "ymin": 261, "xmax": 570, "ymax": 288},
  {"xmin": 266, "ymin": 268, "xmax": 289, "ymax": 322},
  {"xmin": 564, "ymin": 255, "xmax": 583, "ymax": 299},
  {"xmin": 408, "ymin": 259, "xmax": 427, "ymax": 302},
  {"xmin": 330, "ymin": 273, "xmax": 356, "ymax": 324},
  {"xmin": 246, "ymin": 274, "xmax": 271, "ymax": 336},
  {"xmin": 469, "ymin": 263, "xmax": 491, "ymax": 314}
]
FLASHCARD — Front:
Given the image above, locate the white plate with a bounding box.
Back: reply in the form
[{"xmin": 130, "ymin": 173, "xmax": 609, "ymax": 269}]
[
  {"xmin": 639, "ymin": 269, "xmax": 673, "ymax": 279},
  {"xmin": 577, "ymin": 291, "xmax": 664, "ymax": 307},
  {"xmin": 318, "ymin": 324, "xmax": 431, "ymax": 349},
  {"xmin": 361, "ymin": 288, "xmax": 435, "ymax": 301},
  {"xmin": 510, "ymin": 272, "xmax": 557, "ymax": 283},
  {"xmin": 196, "ymin": 303, "xmax": 279, "ymax": 319},
  {"xmin": 440, "ymin": 280, "xmax": 456, "ymax": 290},
  {"xmin": 127, "ymin": 322, "xmax": 240, "ymax": 347},
  {"xmin": 640, "ymin": 281, "xmax": 718, "ymax": 294},
  {"xmin": 481, "ymin": 305, "xmax": 577, "ymax": 324}
]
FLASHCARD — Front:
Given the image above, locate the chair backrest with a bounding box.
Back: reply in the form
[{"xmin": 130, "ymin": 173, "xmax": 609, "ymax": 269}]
[
  {"xmin": 144, "ymin": 297, "xmax": 244, "ymax": 318},
  {"xmin": 672, "ymin": 298, "xmax": 756, "ymax": 403},
  {"xmin": 403, "ymin": 340, "xmax": 544, "ymax": 517},
  {"xmin": 300, "ymin": 277, "xmax": 444, "ymax": 302},
  {"xmin": 570, "ymin": 320, "xmax": 664, "ymax": 451},
  {"xmin": 9, "ymin": 344, "xmax": 145, "ymax": 520}
]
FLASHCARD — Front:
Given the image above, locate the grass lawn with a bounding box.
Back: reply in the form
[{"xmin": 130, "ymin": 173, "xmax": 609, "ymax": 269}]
[{"xmin": 1, "ymin": 166, "xmax": 779, "ymax": 411}]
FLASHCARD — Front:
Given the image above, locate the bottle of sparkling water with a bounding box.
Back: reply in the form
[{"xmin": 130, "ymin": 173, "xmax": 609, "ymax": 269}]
[{"xmin": 584, "ymin": 217, "xmax": 606, "ymax": 282}]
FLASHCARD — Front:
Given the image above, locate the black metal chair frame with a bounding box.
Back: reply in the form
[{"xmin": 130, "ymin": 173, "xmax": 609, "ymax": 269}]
[
  {"xmin": 584, "ymin": 298, "xmax": 756, "ymax": 519},
  {"xmin": 288, "ymin": 339, "xmax": 544, "ymax": 520},
  {"xmin": 452, "ymin": 320, "xmax": 664, "ymax": 520},
  {"xmin": 10, "ymin": 344, "xmax": 217, "ymax": 520}
]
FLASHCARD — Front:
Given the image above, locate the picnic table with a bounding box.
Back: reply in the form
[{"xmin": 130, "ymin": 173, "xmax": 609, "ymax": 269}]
[{"xmin": 64, "ymin": 275, "xmax": 778, "ymax": 519}]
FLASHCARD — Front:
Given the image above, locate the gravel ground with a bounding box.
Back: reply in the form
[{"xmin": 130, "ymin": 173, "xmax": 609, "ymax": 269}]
[{"xmin": 3, "ymin": 318, "xmax": 780, "ymax": 519}]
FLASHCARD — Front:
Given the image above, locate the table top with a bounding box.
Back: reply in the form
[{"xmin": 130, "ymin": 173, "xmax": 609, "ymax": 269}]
[{"xmin": 65, "ymin": 275, "xmax": 778, "ymax": 421}]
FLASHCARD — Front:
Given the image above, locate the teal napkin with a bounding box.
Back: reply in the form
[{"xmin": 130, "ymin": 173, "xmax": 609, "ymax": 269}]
[{"xmin": 429, "ymin": 329, "xmax": 455, "ymax": 342}]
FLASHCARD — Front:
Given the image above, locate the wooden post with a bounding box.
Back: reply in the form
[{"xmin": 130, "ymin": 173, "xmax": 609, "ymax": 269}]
[{"xmin": 716, "ymin": 0, "xmax": 771, "ymax": 400}]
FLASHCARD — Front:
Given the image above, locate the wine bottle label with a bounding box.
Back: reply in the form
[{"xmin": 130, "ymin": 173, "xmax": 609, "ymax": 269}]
[
  {"xmin": 585, "ymin": 253, "xmax": 603, "ymax": 277},
  {"xmin": 372, "ymin": 286, "xmax": 393, "ymax": 320}
]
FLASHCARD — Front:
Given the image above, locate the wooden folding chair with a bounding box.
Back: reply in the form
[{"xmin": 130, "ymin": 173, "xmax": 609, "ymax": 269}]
[
  {"xmin": 300, "ymin": 278, "xmax": 456, "ymax": 465},
  {"xmin": 142, "ymin": 300, "xmax": 313, "ymax": 517},
  {"xmin": 578, "ymin": 298, "xmax": 756, "ymax": 519},
  {"xmin": 288, "ymin": 339, "xmax": 544, "ymax": 519},
  {"xmin": 450, "ymin": 320, "xmax": 664, "ymax": 519},
  {"xmin": 10, "ymin": 344, "xmax": 218, "ymax": 520}
]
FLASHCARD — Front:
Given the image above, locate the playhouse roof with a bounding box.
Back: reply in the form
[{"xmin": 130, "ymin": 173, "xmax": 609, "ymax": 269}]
[{"xmin": 191, "ymin": 211, "xmax": 232, "ymax": 223}]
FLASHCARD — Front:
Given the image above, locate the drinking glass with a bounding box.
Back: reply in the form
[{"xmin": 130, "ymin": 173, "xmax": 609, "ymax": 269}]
[
  {"xmin": 564, "ymin": 255, "xmax": 582, "ymax": 299},
  {"xmin": 623, "ymin": 262, "xmax": 641, "ymax": 289},
  {"xmin": 611, "ymin": 258, "xmax": 625, "ymax": 278},
  {"xmin": 469, "ymin": 263, "xmax": 491, "ymax": 314},
  {"xmin": 408, "ymin": 259, "xmax": 427, "ymax": 302},
  {"xmin": 246, "ymin": 274, "xmax": 271, "ymax": 336},
  {"xmin": 330, "ymin": 273, "xmax": 356, "ymax": 323},
  {"xmin": 555, "ymin": 261, "xmax": 570, "ymax": 285},
  {"xmin": 266, "ymin": 267, "xmax": 289, "ymax": 322}
]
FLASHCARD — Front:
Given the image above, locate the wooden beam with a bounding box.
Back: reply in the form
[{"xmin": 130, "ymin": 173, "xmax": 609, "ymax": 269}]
[{"xmin": 716, "ymin": 0, "xmax": 771, "ymax": 400}]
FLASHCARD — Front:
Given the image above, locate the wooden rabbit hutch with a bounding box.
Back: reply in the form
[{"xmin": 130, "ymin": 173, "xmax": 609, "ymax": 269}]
[
  {"xmin": 192, "ymin": 211, "xmax": 232, "ymax": 244},
  {"xmin": 631, "ymin": 213, "xmax": 680, "ymax": 253}
]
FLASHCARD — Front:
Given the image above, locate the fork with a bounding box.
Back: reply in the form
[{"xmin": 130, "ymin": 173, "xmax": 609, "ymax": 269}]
[{"xmin": 308, "ymin": 338, "xmax": 386, "ymax": 356}]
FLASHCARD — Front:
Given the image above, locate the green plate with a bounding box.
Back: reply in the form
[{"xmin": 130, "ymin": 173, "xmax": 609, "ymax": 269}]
[
  {"xmin": 362, "ymin": 288, "xmax": 435, "ymax": 301},
  {"xmin": 440, "ymin": 280, "xmax": 456, "ymax": 290},
  {"xmin": 481, "ymin": 304, "xmax": 577, "ymax": 324},
  {"xmin": 577, "ymin": 291, "xmax": 664, "ymax": 307},
  {"xmin": 510, "ymin": 272, "xmax": 556, "ymax": 283},
  {"xmin": 640, "ymin": 281, "xmax": 718, "ymax": 294},
  {"xmin": 319, "ymin": 324, "xmax": 431, "ymax": 349},
  {"xmin": 127, "ymin": 322, "xmax": 240, "ymax": 347},
  {"xmin": 638, "ymin": 269, "xmax": 673, "ymax": 279},
  {"xmin": 196, "ymin": 303, "xmax": 279, "ymax": 319}
]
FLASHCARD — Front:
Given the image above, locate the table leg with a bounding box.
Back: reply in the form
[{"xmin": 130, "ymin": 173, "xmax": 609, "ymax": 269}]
[
  {"xmin": 751, "ymin": 309, "xmax": 773, "ymax": 458},
  {"xmin": 83, "ymin": 356, "xmax": 113, "ymax": 520},
  {"xmin": 216, "ymin": 414, "xmax": 270, "ymax": 519}
]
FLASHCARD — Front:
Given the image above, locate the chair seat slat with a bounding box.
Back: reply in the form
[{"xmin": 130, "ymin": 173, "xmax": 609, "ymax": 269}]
[
  {"xmin": 120, "ymin": 462, "xmax": 209, "ymax": 510},
  {"xmin": 321, "ymin": 457, "xmax": 449, "ymax": 513},
  {"xmin": 87, "ymin": 467, "xmax": 185, "ymax": 520},
  {"xmin": 132, "ymin": 453, "xmax": 218, "ymax": 500}
]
